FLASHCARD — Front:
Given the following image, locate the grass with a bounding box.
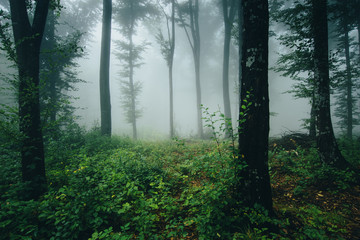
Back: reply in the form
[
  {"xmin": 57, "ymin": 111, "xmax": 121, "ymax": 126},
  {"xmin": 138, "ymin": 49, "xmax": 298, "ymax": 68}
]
[{"xmin": 0, "ymin": 127, "xmax": 359, "ymax": 239}]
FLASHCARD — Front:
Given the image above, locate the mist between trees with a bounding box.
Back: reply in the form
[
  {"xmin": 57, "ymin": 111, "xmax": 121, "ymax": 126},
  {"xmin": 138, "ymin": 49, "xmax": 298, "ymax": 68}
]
[{"xmin": 1, "ymin": 1, "xmax": 360, "ymax": 239}]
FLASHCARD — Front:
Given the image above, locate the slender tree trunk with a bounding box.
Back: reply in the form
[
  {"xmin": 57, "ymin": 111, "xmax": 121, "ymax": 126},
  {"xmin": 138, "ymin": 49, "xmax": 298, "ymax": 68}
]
[
  {"xmin": 343, "ymin": 21, "xmax": 353, "ymax": 139},
  {"xmin": 129, "ymin": 11, "xmax": 137, "ymax": 140},
  {"xmin": 169, "ymin": 64, "xmax": 174, "ymax": 138},
  {"xmin": 9, "ymin": 0, "xmax": 50, "ymax": 200},
  {"xmin": 129, "ymin": 40, "xmax": 137, "ymax": 140},
  {"xmin": 312, "ymin": 0, "xmax": 349, "ymax": 168},
  {"xmin": 194, "ymin": 50, "xmax": 203, "ymax": 139},
  {"xmin": 169, "ymin": 0, "xmax": 175, "ymax": 138},
  {"xmin": 178, "ymin": 0, "xmax": 203, "ymax": 138},
  {"xmin": 193, "ymin": 0, "xmax": 203, "ymax": 139},
  {"xmin": 222, "ymin": 0, "xmax": 236, "ymax": 137},
  {"xmin": 238, "ymin": 0, "xmax": 273, "ymax": 213},
  {"xmin": 189, "ymin": 0, "xmax": 203, "ymax": 139},
  {"xmin": 99, "ymin": 0, "xmax": 112, "ymax": 136}
]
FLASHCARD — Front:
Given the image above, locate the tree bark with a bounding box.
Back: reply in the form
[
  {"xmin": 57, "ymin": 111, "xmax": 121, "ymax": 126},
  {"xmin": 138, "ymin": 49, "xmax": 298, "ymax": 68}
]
[
  {"xmin": 312, "ymin": 0, "xmax": 349, "ymax": 168},
  {"xmin": 99, "ymin": 0, "xmax": 112, "ymax": 136},
  {"xmin": 9, "ymin": 0, "xmax": 50, "ymax": 200},
  {"xmin": 238, "ymin": 0, "xmax": 273, "ymax": 213}
]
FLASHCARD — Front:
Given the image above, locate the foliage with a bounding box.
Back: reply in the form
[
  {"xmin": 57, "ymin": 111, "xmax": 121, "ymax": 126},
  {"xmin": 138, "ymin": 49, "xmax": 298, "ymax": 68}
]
[
  {"xmin": 337, "ymin": 136, "xmax": 360, "ymax": 167},
  {"xmin": 268, "ymin": 139, "xmax": 359, "ymax": 239},
  {"xmin": 40, "ymin": 23, "xmax": 85, "ymax": 133},
  {"xmin": 1, "ymin": 120, "xmax": 359, "ymax": 239},
  {"xmin": 329, "ymin": 0, "xmax": 360, "ymax": 134},
  {"xmin": 270, "ymin": 146, "xmax": 357, "ymax": 194},
  {"xmin": 0, "ymin": 1, "xmax": 92, "ymax": 141},
  {"xmin": 270, "ymin": 0, "xmax": 317, "ymax": 134}
]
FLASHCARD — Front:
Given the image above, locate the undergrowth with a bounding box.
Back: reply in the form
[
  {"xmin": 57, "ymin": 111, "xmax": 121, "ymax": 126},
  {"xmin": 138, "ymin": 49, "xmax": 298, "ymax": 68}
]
[{"xmin": 0, "ymin": 123, "xmax": 359, "ymax": 239}]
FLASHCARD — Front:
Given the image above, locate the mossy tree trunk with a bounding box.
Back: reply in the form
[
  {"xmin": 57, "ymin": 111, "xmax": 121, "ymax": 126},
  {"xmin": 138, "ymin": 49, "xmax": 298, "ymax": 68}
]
[
  {"xmin": 237, "ymin": 0, "xmax": 273, "ymax": 213},
  {"xmin": 9, "ymin": 0, "xmax": 50, "ymax": 200}
]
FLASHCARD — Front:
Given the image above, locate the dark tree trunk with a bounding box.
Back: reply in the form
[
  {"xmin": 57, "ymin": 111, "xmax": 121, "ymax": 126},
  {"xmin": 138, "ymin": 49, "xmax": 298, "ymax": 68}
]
[
  {"xmin": 238, "ymin": 0, "xmax": 273, "ymax": 213},
  {"xmin": 222, "ymin": 0, "xmax": 237, "ymax": 137},
  {"xmin": 312, "ymin": 0, "xmax": 349, "ymax": 168},
  {"xmin": 99, "ymin": 0, "xmax": 112, "ymax": 136},
  {"xmin": 9, "ymin": 0, "xmax": 50, "ymax": 200}
]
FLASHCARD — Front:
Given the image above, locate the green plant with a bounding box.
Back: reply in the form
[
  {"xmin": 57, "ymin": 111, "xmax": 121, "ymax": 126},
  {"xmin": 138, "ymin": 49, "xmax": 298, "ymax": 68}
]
[
  {"xmin": 338, "ymin": 136, "xmax": 360, "ymax": 166},
  {"xmin": 295, "ymin": 205, "xmax": 346, "ymax": 239}
]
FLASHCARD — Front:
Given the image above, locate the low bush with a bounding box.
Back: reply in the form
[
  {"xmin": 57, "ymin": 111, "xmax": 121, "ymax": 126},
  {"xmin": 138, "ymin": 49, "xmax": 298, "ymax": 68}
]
[{"xmin": 1, "ymin": 125, "xmax": 358, "ymax": 239}]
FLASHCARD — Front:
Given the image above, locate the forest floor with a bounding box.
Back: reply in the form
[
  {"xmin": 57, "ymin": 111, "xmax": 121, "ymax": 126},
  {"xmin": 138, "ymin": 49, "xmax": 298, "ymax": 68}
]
[
  {"xmin": 1, "ymin": 130, "xmax": 360, "ymax": 239},
  {"xmin": 269, "ymin": 135, "xmax": 360, "ymax": 240},
  {"xmin": 272, "ymin": 178, "xmax": 360, "ymax": 239}
]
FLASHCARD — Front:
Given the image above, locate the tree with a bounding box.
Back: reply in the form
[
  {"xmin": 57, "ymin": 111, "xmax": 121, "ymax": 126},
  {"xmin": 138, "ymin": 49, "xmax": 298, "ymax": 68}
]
[
  {"xmin": 40, "ymin": 8, "xmax": 84, "ymax": 135},
  {"xmin": 177, "ymin": 0, "xmax": 203, "ymax": 138},
  {"xmin": 311, "ymin": 0, "xmax": 350, "ymax": 168},
  {"xmin": 8, "ymin": 0, "xmax": 51, "ymax": 200},
  {"xmin": 156, "ymin": 0, "xmax": 176, "ymax": 138},
  {"xmin": 237, "ymin": 0, "xmax": 273, "ymax": 213},
  {"xmin": 113, "ymin": 0, "xmax": 157, "ymax": 139},
  {"xmin": 1, "ymin": 1, "xmax": 94, "ymax": 140},
  {"xmin": 99, "ymin": 0, "xmax": 112, "ymax": 136},
  {"xmin": 271, "ymin": 0, "xmax": 317, "ymax": 138},
  {"xmin": 330, "ymin": 0, "xmax": 360, "ymax": 138},
  {"xmin": 221, "ymin": 0, "xmax": 237, "ymax": 137}
]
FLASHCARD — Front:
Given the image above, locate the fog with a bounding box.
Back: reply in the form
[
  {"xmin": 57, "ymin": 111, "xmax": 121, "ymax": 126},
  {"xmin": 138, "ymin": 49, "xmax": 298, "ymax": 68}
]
[
  {"xmin": 0, "ymin": 1, "xmax": 331, "ymax": 139},
  {"xmin": 71, "ymin": 5, "xmax": 311, "ymax": 139}
]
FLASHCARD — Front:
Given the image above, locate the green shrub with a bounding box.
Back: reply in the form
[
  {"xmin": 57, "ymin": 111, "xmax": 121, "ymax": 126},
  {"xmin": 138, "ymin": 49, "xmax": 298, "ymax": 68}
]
[{"xmin": 270, "ymin": 147, "xmax": 357, "ymax": 193}]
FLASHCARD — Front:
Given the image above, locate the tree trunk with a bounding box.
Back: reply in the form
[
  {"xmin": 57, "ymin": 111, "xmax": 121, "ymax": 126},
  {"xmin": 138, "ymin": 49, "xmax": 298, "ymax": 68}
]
[
  {"xmin": 343, "ymin": 18, "xmax": 353, "ymax": 139},
  {"xmin": 9, "ymin": 0, "xmax": 50, "ymax": 200},
  {"xmin": 189, "ymin": 0, "xmax": 203, "ymax": 139},
  {"xmin": 222, "ymin": 0, "xmax": 236, "ymax": 137},
  {"xmin": 194, "ymin": 50, "xmax": 203, "ymax": 139},
  {"xmin": 312, "ymin": 0, "xmax": 349, "ymax": 168},
  {"xmin": 169, "ymin": 0, "xmax": 175, "ymax": 138},
  {"xmin": 169, "ymin": 64, "xmax": 174, "ymax": 138},
  {"xmin": 238, "ymin": 0, "xmax": 273, "ymax": 213},
  {"xmin": 129, "ymin": 10, "xmax": 137, "ymax": 140},
  {"xmin": 99, "ymin": 0, "xmax": 112, "ymax": 136}
]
